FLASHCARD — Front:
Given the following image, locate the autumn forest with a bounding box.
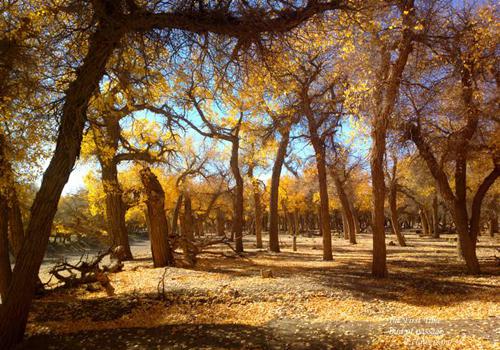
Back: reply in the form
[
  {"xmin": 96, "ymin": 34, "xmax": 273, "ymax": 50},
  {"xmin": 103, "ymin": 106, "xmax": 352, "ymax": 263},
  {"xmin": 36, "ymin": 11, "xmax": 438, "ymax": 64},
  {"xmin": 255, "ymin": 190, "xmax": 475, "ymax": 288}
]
[{"xmin": 0, "ymin": 1, "xmax": 499, "ymax": 349}]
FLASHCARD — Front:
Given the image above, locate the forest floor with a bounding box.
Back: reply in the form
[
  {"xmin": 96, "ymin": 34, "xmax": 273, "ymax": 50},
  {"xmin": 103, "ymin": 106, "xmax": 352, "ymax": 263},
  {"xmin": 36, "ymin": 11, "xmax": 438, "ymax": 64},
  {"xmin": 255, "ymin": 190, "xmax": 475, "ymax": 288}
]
[{"xmin": 18, "ymin": 231, "xmax": 500, "ymax": 350}]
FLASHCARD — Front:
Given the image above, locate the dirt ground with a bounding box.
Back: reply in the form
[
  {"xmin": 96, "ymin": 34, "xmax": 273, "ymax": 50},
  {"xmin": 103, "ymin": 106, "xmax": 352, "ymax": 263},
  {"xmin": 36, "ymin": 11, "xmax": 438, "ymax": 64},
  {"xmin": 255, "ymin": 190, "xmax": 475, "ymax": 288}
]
[{"xmin": 18, "ymin": 231, "xmax": 500, "ymax": 349}]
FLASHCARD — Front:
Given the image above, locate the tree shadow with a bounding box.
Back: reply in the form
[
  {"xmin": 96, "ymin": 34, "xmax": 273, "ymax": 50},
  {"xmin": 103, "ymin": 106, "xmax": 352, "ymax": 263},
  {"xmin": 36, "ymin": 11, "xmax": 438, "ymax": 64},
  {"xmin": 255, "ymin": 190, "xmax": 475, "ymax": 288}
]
[{"xmin": 18, "ymin": 322, "xmax": 362, "ymax": 350}]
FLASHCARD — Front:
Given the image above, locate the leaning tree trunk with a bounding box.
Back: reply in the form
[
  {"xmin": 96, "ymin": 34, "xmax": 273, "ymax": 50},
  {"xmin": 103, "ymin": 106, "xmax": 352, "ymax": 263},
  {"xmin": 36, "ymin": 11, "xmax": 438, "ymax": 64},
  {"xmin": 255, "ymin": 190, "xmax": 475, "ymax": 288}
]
[
  {"xmin": 0, "ymin": 195, "xmax": 12, "ymax": 302},
  {"xmin": 269, "ymin": 127, "xmax": 290, "ymax": 253},
  {"xmin": 140, "ymin": 167, "xmax": 175, "ymax": 268},
  {"xmin": 0, "ymin": 22, "xmax": 123, "ymax": 349},
  {"xmin": 310, "ymin": 136, "xmax": 333, "ymax": 261},
  {"xmin": 101, "ymin": 162, "xmax": 133, "ymax": 260},
  {"xmin": 230, "ymin": 138, "xmax": 244, "ymax": 253}
]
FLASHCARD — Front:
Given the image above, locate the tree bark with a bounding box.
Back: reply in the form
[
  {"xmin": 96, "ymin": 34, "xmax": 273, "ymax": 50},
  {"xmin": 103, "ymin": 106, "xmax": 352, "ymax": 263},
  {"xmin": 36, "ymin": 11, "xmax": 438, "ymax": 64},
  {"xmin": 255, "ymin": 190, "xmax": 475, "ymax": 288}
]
[
  {"xmin": 310, "ymin": 134, "xmax": 333, "ymax": 261},
  {"xmin": 171, "ymin": 194, "xmax": 183, "ymax": 236},
  {"xmin": 370, "ymin": 118, "xmax": 388, "ymax": 277},
  {"xmin": 101, "ymin": 162, "xmax": 132, "ymax": 260},
  {"xmin": 332, "ymin": 173, "xmax": 356, "ymax": 244},
  {"xmin": 0, "ymin": 195, "xmax": 12, "ymax": 302},
  {"xmin": 140, "ymin": 167, "xmax": 175, "ymax": 268},
  {"xmin": 7, "ymin": 193, "xmax": 24, "ymax": 258},
  {"xmin": 0, "ymin": 21, "xmax": 123, "ymax": 349},
  {"xmin": 230, "ymin": 138, "xmax": 244, "ymax": 253},
  {"xmin": 269, "ymin": 127, "xmax": 290, "ymax": 253},
  {"xmin": 432, "ymin": 195, "xmax": 440, "ymax": 238},
  {"xmin": 389, "ymin": 184, "xmax": 406, "ymax": 246},
  {"xmin": 248, "ymin": 167, "xmax": 263, "ymax": 248},
  {"xmin": 216, "ymin": 208, "xmax": 225, "ymax": 237}
]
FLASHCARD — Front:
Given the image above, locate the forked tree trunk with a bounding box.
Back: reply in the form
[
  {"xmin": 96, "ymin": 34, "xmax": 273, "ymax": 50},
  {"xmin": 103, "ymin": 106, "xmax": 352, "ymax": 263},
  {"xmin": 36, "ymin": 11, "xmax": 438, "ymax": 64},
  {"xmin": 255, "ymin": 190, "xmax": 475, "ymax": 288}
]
[
  {"xmin": 230, "ymin": 138, "xmax": 244, "ymax": 253},
  {"xmin": 140, "ymin": 167, "xmax": 175, "ymax": 268},
  {"xmin": 101, "ymin": 162, "xmax": 133, "ymax": 260},
  {"xmin": 0, "ymin": 22, "xmax": 123, "ymax": 349},
  {"xmin": 269, "ymin": 127, "xmax": 290, "ymax": 253},
  {"xmin": 0, "ymin": 196, "xmax": 12, "ymax": 302}
]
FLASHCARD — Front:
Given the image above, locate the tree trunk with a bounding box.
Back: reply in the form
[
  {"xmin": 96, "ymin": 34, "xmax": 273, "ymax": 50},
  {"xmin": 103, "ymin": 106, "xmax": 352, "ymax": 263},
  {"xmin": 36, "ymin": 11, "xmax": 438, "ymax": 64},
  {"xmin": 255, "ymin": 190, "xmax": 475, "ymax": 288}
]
[
  {"xmin": 171, "ymin": 194, "xmax": 183, "ymax": 236},
  {"xmin": 332, "ymin": 174, "xmax": 356, "ymax": 244},
  {"xmin": 419, "ymin": 208, "xmax": 430, "ymax": 236},
  {"xmin": 269, "ymin": 127, "xmax": 290, "ymax": 253},
  {"xmin": 454, "ymin": 202, "xmax": 480, "ymax": 274},
  {"xmin": 140, "ymin": 168, "xmax": 175, "ymax": 268},
  {"xmin": 292, "ymin": 209, "xmax": 299, "ymax": 251},
  {"xmin": 310, "ymin": 135, "xmax": 333, "ymax": 261},
  {"xmin": 370, "ymin": 117, "xmax": 388, "ymax": 277},
  {"xmin": 0, "ymin": 22, "xmax": 123, "ymax": 349},
  {"xmin": 7, "ymin": 193, "xmax": 24, "ymax": 258},
  {"xmin": 181, "ymin": 191, "xmax": 198, "ymax": 263},
  {"xmin": 216, "ymin": 208, "xmax": 225, "ymax": 237},
  {"xmin": 0, "ymin": 195, "xmax": 12, "ymax": 302},
  {"xmin": 230, "ymin": 138, "xmax": 244, "ymax": 253},
  {"xmin": 389, "ymin": 184, "xmax": 406, "ymax": 246},
  {"xmin": 432, "ymin": 195, "xmax": 440, "ymax": 238},
  {"xmin": 248, "ymin": 167, "xmax": 263, "ymax": 248},
  {"xmin": 341, "ymin": 211, "xmax": 349, "ymax": 239},
  {"xmin": 101, "ymin": 162, "xmax": 132, "ymax": 260},
  {"xmin": 489, "ymin": 216, "xmax": 498, "ymax": 237}
]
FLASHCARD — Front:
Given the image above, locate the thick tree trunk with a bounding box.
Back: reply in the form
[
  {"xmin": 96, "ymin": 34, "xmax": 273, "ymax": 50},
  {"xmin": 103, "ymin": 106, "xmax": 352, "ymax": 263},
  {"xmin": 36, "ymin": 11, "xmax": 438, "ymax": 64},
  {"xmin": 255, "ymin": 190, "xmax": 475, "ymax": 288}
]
[
  {"xmin": 269, "ymin": 127, "xmax": 290, "ymax": 253},
  {"xmin": 453, "ymin": 203, "xmax": 480, "ymax": 274},
  {"xmin": 0, "ymin": 196, "xmax": 12, "ymax": 302},
  {"xmin": 370, "ymin": 119, "xmax": 388, "ymax": 277},
  {"xmin": 101, "ymin": 162, "xmax": 132, "ymax": 260},
  {"xmin": 0, "ymin": 22, "xmax": 123, "ymax": 349},
  {"xmin": 230, "ymin": 139, "xmax": 244, "ymax": 253},
  {"xmin": 140, "ymin": 168, "xmax": 175, "ymax": 268},
  {"xmin": 310, "ymin": 136, "xmax": 333, "ymax": 261}
]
